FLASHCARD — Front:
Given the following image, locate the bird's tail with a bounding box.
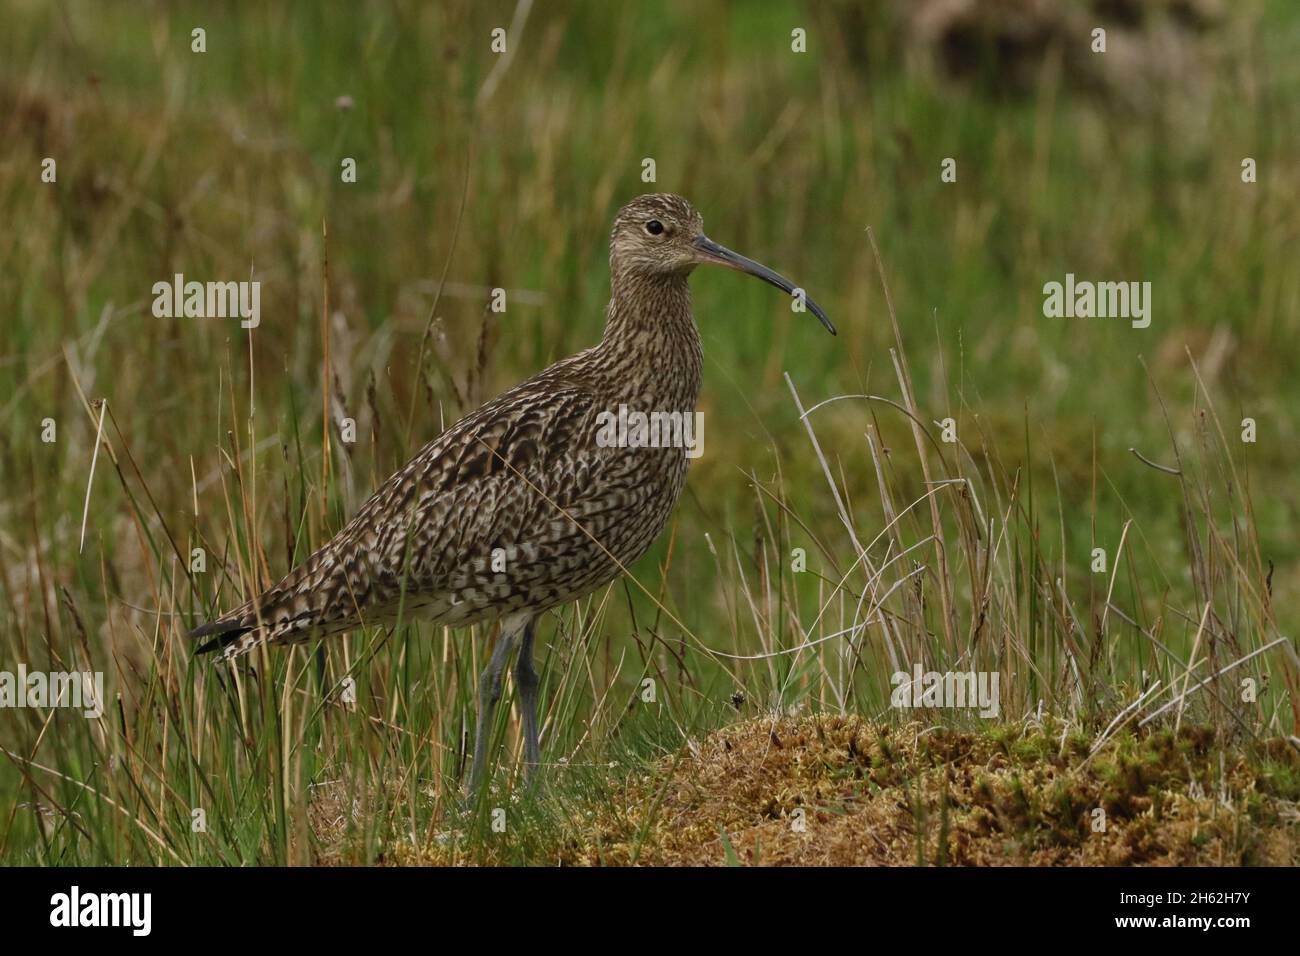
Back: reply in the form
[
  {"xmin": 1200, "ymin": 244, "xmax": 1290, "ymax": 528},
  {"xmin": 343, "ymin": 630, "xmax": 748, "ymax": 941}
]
[
  {"xmin": 189, "ymin": 597, "xmax": 293, "ymax": 660},
  {"xmin": 189, "ymin": 545, "xmax": 353, "ymax": 658}
]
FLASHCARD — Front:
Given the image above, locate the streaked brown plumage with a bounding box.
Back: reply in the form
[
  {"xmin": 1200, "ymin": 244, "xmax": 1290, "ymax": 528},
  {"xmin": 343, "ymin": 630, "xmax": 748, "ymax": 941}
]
[{"xmin": 191, "ymin": 193, "xmax": 834, "ymax": 790}]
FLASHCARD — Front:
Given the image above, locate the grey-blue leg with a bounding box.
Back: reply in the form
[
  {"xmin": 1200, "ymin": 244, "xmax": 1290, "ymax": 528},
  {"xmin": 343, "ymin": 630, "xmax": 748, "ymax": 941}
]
[
  {"xmin": 513, "ymin": 616, "xmax": 542, "ymax": 781},
  {"xmin": 468, "ymin": 622, "xmax": 520, "ymax": 794}
]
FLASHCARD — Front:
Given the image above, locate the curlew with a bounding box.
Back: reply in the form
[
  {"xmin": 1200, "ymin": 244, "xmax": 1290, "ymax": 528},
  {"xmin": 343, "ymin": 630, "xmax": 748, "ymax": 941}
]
[{"xmin": 191, "ymin": 193, "xmax": 835, "ymax": 792}]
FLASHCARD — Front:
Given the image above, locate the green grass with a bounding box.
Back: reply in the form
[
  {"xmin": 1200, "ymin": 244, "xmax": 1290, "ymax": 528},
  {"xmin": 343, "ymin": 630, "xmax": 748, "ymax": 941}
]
[{"xmin": 0, "ymin": 0, "xmax": 1297, "ymax": 865}]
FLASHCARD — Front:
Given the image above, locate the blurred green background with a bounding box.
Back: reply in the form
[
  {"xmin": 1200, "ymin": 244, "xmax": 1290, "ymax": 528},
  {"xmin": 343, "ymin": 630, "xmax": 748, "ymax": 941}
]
[{"xmin": 0, "ymin": 0, "xmax": 1296, "ymax": 863}]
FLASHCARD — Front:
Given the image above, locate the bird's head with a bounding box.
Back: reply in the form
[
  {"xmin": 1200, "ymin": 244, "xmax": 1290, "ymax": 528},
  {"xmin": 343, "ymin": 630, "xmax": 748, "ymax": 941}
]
[{"xmin": 610, "ymin": 193, "xmax": 836, "ymax": 335}]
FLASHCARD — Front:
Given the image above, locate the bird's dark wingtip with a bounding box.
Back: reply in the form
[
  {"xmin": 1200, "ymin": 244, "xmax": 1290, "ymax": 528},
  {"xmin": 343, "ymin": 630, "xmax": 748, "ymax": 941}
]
[{"xmin": 190, "ymin": 619, "xmax": 249, "ymax": 655}]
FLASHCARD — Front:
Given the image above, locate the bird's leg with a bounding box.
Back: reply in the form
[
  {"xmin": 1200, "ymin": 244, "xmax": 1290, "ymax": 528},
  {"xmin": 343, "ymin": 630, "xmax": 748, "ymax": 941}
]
[
  {"xmin": 468, "ymin": 625, "xmax": 519, "ymax": 795},
  {"xmin": 513, "ymin": 616, "xmax": 542, "ymax": 784}
]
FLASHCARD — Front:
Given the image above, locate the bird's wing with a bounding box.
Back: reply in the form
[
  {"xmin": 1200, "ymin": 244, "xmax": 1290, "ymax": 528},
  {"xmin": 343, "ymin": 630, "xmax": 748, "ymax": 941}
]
[{"xmin": 192, "ymin": 378, "xmax": 599, "ymax": 654}]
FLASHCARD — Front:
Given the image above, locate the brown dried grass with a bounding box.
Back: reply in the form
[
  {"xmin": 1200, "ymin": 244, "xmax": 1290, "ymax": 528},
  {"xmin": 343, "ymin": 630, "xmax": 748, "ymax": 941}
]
[{"xmin": 405, "ymin": 714, "xmax": 1300, "ymax": 866}]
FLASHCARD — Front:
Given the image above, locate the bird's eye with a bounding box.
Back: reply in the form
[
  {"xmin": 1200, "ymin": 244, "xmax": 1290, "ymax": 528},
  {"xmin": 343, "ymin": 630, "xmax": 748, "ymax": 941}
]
[{"xmin": 645, "ymin": 220, "xmax": 664, "ymax": 236}]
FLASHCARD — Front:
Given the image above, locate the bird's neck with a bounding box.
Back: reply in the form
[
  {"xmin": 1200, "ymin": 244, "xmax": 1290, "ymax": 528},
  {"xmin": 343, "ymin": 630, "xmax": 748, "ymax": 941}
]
[{"xmin": 596, "ymin": 270, "xmax": 702, "ymax": 409}]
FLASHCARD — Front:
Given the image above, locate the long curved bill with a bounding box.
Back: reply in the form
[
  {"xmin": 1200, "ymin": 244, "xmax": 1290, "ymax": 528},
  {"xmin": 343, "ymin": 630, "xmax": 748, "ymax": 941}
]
[{"xmin": 693, "ymin": 235, "xmax": 837, "ymax": 335}]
